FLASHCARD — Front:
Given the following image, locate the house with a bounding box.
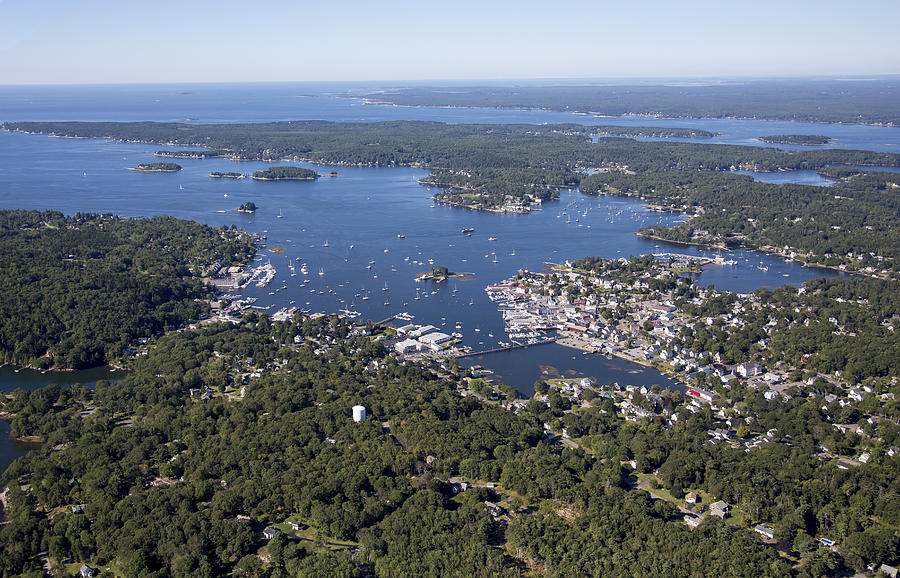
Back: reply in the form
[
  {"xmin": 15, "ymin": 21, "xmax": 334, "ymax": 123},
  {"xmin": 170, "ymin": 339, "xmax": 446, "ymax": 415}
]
[
  {"xmin": 263, "ymin": 526, "xmax": 279, "ymax": 539},
  {"xmin": 685, "ymin": 492, "xmax": 698, "ymax": 505},
  {"xmin": 709, "ymin": 501, "xmax": 729, "ymax": 518},
  {"xmin": 880, "ymin": 564, "xmax": 899, "ymax": 578},
  {"xmin": 736, "ymin": 361, "xmax": 763, "ymax": 378},
  {"xmin": 289, "ymin": 521, "xmax": 306, "ymax": 532},
  {"xmin": 754, "ymin": 524, "xmax": 775, "ymax": 540},
  {"xmin": 80, "ymin": 565, "xmax": 97, "ymax": 578},
  {"xmin": 684, "ymin": 514, "xmax": 702, "ymax": 528}
]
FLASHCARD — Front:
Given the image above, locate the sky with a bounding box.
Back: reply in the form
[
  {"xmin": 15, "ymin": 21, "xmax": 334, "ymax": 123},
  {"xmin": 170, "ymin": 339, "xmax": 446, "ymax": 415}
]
[{"xmin": 1, "ymin": 0, "xmax": 899, "ymax": 85}]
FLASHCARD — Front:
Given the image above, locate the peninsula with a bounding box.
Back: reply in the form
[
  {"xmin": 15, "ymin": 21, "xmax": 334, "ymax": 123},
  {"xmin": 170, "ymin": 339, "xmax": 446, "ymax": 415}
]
[{"xmin": 5, "ymin": 120, "xmax": 900, "ymax": 278}]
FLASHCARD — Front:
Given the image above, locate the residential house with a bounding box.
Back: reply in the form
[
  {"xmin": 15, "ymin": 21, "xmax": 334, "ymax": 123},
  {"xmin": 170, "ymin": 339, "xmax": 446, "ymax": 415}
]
[
  {"xmin": 709, "ymin": 501, "xmax": 729, "ymax": 518},
  {"xmin": 754, "ymin": 524, "xmax": 775, "ymax": 540}
]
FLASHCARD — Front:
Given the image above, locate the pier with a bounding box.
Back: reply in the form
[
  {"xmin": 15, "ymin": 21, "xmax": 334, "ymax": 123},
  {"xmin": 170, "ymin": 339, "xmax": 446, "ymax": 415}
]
[
  {"xmin": 455, "ymin": 337, "xmax": 556, "ymax": 358},
  {"xmin": 652, "ymin": 252, "xmax": 736, "ymax": 265}
]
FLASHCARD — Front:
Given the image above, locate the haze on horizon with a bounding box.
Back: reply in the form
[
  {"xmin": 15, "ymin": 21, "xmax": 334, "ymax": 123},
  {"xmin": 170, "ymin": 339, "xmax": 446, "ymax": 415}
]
[{"xmin": 1, "ymin": 0, "xmax": 899, "ymax": 85}]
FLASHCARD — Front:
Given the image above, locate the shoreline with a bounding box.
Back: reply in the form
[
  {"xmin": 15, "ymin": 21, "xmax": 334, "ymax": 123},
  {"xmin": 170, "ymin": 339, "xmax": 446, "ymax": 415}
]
[
  {"xmin": 3, "ymin": 126, "xmax": 893, "ymax": 279},
  {"xmin": 354, "ymin": 98, "xmax": 898, "ymax": 128},
  {"xmin": 555, "ymin": 335, "xmax": 686, "ymax": 389}
]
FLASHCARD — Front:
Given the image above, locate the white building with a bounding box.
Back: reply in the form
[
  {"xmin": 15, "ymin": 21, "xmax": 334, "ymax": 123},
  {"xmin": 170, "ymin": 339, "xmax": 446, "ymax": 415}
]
[
  {"xmin": 418, "ymin": 331, "xmax": 453, "ymax": 350},
  {"xmin": 352, "ymin": 405, "xmax": 366, "ymax": 423},
  {"xmin": 395, "ymin": 339, "xmax": 423, "ymax": 354}
]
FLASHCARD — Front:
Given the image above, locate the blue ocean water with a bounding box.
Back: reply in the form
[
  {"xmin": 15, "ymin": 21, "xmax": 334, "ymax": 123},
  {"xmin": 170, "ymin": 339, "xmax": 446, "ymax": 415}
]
[{"xmin": 1, "ymin": 82, "xmax": 896, "ymax": 470}]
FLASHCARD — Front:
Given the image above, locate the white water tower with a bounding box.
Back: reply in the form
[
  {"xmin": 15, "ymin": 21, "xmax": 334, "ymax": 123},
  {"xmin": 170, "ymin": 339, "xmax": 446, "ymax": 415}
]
[{"xmin": 352, "ymin": 405, "xmax": 366, "ymax": 423}]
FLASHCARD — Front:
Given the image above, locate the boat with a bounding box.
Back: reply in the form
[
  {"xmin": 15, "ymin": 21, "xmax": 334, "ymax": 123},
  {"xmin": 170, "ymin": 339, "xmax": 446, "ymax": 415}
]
[
  {"xmin": 461, "ymin": 227, "xmax": 474, "ymax": 235},
  {"xmin": 318, "ymin": 268, "xmax": 324, "ymax": 276},
  {"xmin": 322, "ymin": 240, "xmax": 329, "ymax": 247},
  {"xmin": 488, "ymin": 237, "xmax": 497, "ymax": 241},
  {"xmin": 277, "ymin": 209, "xmax": 283, "ymax": 219},
  {"xmin": 397, "ymin": 234, "xmax": 405, "ymax": 239}
]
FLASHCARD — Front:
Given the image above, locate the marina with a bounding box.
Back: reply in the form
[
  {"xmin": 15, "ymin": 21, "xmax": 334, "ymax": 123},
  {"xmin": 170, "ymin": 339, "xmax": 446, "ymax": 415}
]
[{"xmin": 0, "ymin": 82, "xmax": 888, "ymax": 467}]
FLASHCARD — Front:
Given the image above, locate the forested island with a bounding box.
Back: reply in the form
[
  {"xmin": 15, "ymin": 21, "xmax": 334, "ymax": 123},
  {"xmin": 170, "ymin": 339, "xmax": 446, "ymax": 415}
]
[
  {"xmin": 130, "ymin": 162, "xmax": 181, "ymax": 172},
  {"xmin": 360, "ymin": 79, "xmax": 900, "ymax": 125},
  {"xmin": 0, "ymin": 210, "xmax": 254, "ymax": 369},
  {"xmin": 237, "ymin": 201, "xmax": 257, "ymax": 213},
  {"xmin": 209, "ymin": 171, "xmax": 244, "ymax": 178},
  {"xmin": 759, "ymin": 135, "xmax": 833, "ymax": 146},
  {"xmin": 4, "ymin": 120, "xmax": 900, "ymax": 277},
  {"xmin": 250, "ymin": 166, "xmax": 318, "ymax": 181}
]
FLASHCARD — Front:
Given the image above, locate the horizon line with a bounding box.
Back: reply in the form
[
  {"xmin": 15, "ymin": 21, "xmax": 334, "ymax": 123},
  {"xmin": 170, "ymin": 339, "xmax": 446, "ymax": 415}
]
[{"xmin": 2, "ymin": 73, "xmax": 900, "ymax": 88}]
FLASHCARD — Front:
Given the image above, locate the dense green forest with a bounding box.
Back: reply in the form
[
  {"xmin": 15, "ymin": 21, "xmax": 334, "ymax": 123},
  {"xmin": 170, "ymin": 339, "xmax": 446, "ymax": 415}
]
[
  {"xmin": 360, "ymin": 79, "xmax": 900, "ymax": 125},
  {"xmin": 251, "ymin": 166, "xmax": 318, "ymax": 180},
  {"xmin": 5, "ymin": 120, "xmax": 900, "ymax": 277},
  {"xmin": 6, "ymin": 121, "xmax": 897, "ymax": 175},
  {"xmin": 0, "ymin": 211, "xmax": 254, "ymax": 369},
  {"xmin": 1, "ymin": 310, "xmax": 897, "ymax": 576}
]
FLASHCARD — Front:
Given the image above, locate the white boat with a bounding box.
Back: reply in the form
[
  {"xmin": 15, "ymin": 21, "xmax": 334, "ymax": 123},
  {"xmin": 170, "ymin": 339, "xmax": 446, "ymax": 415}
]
[{"xmin": 318, "ymin": 268, "xmax": 324, "ymax": 276}]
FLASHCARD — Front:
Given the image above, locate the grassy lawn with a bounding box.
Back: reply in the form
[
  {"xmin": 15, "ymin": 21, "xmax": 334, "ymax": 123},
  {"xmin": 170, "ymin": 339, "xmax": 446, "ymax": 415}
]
[{"xmin": 272, "ymin": 519, "xmax": 357, "ymax": 552}]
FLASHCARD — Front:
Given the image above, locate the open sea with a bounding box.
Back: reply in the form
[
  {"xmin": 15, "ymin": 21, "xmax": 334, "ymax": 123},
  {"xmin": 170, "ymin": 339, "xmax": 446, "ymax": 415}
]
[{"xmin": 2, "ymin": 82, "xmax": 898, "ymax": 471}]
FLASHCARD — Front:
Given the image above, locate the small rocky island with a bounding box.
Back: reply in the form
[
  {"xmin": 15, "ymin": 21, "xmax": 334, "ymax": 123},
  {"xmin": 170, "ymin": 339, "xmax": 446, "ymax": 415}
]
[
  {"xmin": 209, "ymin": 171, "xmax": 244, "ymax": 179},
  {"xmin": 215, "ymin": 201, "xmax": 257, "ymax": 214},
  {"xmin": 250, "ymin": 166, "xmax": 318, "ymax": 181},
  {"xmin": 130, "ymin": 162, "xmax": 182, "ymax": 172},
  {"xmin": 759, "ymin": 134, "xmax": 833, "ymax": 145}
]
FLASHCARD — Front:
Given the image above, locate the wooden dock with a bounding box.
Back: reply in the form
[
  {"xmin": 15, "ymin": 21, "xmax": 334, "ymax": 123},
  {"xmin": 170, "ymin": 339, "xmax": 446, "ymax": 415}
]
[{"xmin": 455, "ymin": 337, "xmax": 556, "ymax": 358}]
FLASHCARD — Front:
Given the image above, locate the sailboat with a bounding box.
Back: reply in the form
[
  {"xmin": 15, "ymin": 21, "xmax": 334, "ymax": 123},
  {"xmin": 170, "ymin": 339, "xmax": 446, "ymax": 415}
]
[
  {"xmin": 318, "ymin": 268, "xmax": 324, "ymax": 276},
  {"xmin": 277, "ymin": 209, "xmax": 283, "ymax": 219}
]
